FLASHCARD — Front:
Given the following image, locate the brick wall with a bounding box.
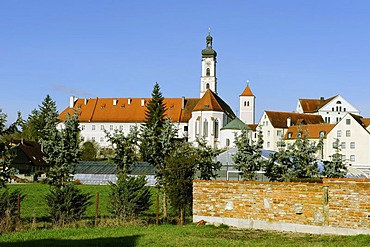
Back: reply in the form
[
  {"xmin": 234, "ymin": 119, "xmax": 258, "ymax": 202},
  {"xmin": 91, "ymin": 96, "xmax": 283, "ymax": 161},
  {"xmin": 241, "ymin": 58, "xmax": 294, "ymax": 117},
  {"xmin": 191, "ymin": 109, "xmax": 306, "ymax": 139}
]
[{"xmin": 193, "ymin": 178, "xmax": 370, "ymax": 235}]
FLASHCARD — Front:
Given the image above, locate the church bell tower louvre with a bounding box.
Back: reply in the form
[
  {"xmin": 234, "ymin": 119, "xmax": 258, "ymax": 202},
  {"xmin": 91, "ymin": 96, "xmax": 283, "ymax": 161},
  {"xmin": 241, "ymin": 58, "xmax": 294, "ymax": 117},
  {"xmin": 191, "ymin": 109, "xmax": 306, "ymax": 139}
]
[{"xmin": 200, "ymin": 29, "xmax": 217, "ymax": 98}]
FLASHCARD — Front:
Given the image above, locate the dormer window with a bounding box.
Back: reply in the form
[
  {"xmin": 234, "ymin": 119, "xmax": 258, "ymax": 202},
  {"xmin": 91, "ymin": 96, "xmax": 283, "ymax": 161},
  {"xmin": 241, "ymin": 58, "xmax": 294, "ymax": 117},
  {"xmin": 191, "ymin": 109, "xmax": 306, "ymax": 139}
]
[
  {"xmin": 204, "ymin": 104, "xmax": 209, "ymax": 108},
  {"xmin": 288, "ymin": 132, "xmax": 292, "ymax": 138},
  {"xmin": 319, "ymin": 131, "xmax": 325, "ymax": 138}
]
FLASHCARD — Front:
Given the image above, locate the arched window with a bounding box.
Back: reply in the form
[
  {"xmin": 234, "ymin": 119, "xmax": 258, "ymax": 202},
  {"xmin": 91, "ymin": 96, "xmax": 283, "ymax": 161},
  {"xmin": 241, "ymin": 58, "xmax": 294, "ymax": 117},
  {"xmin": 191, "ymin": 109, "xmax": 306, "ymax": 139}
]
[
  {"xmin": 336, "ymin": 101, "xmax": 342, "ymax": 104},
  {"xmin": 203, "ymin": 119, "xmax": 208, "ymax": 138},
  {"xmin": 214, "ymin": 119, "xmax": 219, "ymax": 139},
  {"xmin": 226, "ymin": 138, "xmax": 230, "ymax": 147},
  {"xmin": 206, "ymin": 83, "xmax": 210, "ymax": 89},
  {"xmin": 244, "ymin": 101, "xmax": 246, "ymax": 107},
  {"xmin": 247, "ymin": 101, "xmax": 250, "ymax": 107},
  {"xmin": 206, "ymin": 68, "xmax": 210, "ymax": 76}
]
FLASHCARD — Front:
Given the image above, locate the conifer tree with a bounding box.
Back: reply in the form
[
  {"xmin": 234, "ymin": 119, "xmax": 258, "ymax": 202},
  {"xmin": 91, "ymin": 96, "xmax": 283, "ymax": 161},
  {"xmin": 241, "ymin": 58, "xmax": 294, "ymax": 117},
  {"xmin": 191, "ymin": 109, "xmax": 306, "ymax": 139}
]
[
  {"xmin": 41, "ymin": 112, "xmax": 81, "ymax": 187},
  {"xmin": 40, "ymin": 111, "xmax": 91, "ymax": 225},
  {"xmin": 106, "ymin": 126, "xmax": 151, "ymax": 221},
  {"xmin": 322, "ymin": 138, "xmax": 347, "ymax": 178},
  {"xmin": 140, "ymin": 83, "xmax": 177, "ymax": 221},
  {"xmin": 22, "ymin": 95, "xmax": 58, "ymax": 141},
  {"xmin": 265, "ymin": 129, "xmax": 322, "ymax": 181},
  {"xmin": 233, "ymin": 126, "xmax": 264, "ymax": 180}
]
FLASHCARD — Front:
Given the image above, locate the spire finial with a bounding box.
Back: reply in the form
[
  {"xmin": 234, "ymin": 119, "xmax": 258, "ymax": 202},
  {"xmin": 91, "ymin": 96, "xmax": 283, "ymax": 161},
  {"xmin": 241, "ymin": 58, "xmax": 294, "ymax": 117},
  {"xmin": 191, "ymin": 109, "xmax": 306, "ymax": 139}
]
[
  {"xmin": 247, "ymin": 79, "xmax": 250, "ymax": 86},
  {"xmin": 208, "ymin": 27, "xmax": 211, "ymax": 35}
]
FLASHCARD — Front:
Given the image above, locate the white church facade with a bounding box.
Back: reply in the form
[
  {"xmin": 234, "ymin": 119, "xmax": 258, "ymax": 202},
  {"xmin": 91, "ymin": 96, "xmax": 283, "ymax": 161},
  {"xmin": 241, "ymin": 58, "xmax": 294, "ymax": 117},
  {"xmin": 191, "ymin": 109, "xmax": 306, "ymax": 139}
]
[{"xmin": 59, "ymin": 33, "xmax": 255, "ymax": 149}]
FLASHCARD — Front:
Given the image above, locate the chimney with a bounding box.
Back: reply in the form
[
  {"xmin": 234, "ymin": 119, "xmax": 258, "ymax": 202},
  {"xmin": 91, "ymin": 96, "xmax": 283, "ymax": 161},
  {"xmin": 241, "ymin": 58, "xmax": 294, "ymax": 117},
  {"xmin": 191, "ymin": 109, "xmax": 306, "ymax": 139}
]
[
  {"xmin": 84, "ymin": 98, "xmax": 88, "ymax": 105},
  {"xmin": 128, "ymin": 98, "xmax": 132, "ymax": 105},
  {"xmin": 181, "ymin": 96, "xmax": 185, "ymax": 109},
  {"xmin": 69, "ymin": 96, "xmax": 76, "ymax": 108},
  {"xmin": 141, "ymin": 99, "xmax": 146, "ymax": 106},
  {"xmin": 320, "ymin": 97, "xmax": 324, "ymax": 105},
  {"xmin": 287, "ymin": 117, "xmax": 291, "ymax": 127},
  {"xmin": 113, "ymin": 99, "xmax": 118, "ymax": 106}
]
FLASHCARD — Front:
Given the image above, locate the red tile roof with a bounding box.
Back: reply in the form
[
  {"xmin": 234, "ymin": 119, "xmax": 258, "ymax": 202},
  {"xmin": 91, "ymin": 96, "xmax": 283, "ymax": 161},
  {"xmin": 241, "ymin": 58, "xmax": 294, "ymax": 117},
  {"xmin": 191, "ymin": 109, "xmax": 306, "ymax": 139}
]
[
  {"xmin": 265, "ymin": 111, "xmax": 324, "ymax": 128},
  {"xmin": 193, "ymin": 89, "xmax": 236, "ymax": 119},
  {"xmin": 299, "ymin": 96, "xmax": 336, "ymax": 113},
  {"xmin": 240, "ymin": 85, "xmax": 254, "ymax": 96},
  {"xmin": 59, "ymin": 97, "xmax": 199, "ymax": 123},
  {"xmin": 284, "ymin": 124, "xmax": 335, "ymax": 140}
]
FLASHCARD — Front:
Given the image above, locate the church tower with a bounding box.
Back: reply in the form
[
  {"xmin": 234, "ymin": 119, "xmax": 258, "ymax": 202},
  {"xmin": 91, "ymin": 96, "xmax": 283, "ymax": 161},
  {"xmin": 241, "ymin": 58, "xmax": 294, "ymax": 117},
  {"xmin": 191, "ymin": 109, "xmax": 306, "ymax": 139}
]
[
  {"xmin": 239, "ymin": 82, "xmax": 255, "ymax": 124},
  {"xmin": 200, "ymin": 30, "xmax": 217, "ymax": 98}
]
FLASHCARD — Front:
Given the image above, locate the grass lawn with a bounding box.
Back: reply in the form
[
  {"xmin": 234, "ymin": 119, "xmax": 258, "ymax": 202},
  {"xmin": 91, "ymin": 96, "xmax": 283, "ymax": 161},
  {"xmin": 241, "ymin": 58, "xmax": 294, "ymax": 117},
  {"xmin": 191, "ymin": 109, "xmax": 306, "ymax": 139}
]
[
  {"xmin": 3, "ymin": 184, "xmax": 370, "ymax": 246},
  {"xmin": 0, "ymin": 224, "xmax": 369, "ymax": 247}
]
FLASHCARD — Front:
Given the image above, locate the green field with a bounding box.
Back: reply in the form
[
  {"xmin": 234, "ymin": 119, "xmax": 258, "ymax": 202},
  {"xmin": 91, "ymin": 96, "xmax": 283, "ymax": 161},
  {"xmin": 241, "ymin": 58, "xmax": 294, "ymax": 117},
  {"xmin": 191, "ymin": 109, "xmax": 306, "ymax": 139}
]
[
  {"xmin": 1, "ymin": 184, "xmax": 369, "ymax": 246},
  {"xmin": 1, "ymin": 224, "xmax": 369, "ymax": 247}
]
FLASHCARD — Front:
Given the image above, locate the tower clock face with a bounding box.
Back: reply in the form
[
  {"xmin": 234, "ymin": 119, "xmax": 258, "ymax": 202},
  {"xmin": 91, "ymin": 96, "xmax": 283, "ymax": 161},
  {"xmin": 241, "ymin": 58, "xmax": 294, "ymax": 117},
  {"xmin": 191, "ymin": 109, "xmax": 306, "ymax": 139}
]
[{"xmin": 205, "ymin": 58, "xmax": 211, "ymax": 65}]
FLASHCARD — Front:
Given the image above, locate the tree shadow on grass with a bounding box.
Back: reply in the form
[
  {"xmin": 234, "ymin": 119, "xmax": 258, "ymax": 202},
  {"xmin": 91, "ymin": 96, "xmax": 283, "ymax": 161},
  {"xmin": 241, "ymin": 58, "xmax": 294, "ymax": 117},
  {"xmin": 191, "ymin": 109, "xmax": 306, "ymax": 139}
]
[{"xmin": 0, "ymin": 235, "xmax": 141, "ymax": 247}]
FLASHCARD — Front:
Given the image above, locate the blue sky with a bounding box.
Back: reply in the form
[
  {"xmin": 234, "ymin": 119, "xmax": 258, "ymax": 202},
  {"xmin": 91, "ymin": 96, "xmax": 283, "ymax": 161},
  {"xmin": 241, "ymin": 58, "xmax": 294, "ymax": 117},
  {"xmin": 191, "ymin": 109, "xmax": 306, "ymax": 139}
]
[{"xmin": 1, "ymin": 1, "xmax": 370, "ymax": 124}]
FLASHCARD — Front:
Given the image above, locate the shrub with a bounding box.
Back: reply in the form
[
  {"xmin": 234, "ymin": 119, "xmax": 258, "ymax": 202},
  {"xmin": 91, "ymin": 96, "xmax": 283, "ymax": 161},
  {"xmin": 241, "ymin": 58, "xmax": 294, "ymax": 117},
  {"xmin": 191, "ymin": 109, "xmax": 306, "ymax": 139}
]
[
  {"xmin": 108, "ymin": 174, "xmax": 151, "ymax": 222},
  {"xmin": 0, "ymin": 189, "xmax": 25, "ymax": 233},
  {"xmin": 44, "ymin": 184, "xmax": 92, "ymax": 226}
]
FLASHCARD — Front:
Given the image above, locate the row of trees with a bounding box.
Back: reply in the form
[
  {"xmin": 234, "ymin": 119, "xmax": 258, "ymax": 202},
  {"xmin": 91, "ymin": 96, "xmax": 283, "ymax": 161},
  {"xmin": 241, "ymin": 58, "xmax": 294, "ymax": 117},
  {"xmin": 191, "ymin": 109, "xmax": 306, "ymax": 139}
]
[
  {"xmin": 0, "ymin": 82, "xmax": 222, "ymax": 229},
  {"xmin": 233, "ymin": 127, "xmax": 347, "ymax": 182},
  {"xmin": 1, "ymin": 82, "xmax": 349, "ymax": 230}
]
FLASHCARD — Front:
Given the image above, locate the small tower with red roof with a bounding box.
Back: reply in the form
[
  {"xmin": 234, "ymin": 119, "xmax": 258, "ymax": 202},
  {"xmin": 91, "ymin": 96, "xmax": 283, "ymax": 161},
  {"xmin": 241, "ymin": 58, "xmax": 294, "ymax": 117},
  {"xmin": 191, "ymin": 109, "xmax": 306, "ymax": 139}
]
[{"xmin": 239, "ymin": 81, "xmax": 255, "ymax": 124}]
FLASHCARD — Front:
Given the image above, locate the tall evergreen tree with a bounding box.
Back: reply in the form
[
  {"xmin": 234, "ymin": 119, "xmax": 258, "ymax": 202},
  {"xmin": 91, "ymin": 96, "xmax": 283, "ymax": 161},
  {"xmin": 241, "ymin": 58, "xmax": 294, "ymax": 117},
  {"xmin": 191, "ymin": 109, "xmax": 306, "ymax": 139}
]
[
  {"xmin": 233, "ymin": 127, "xmax": 264, "ymax": 181},
  {"xmin": 41, "ymin": 112, "xmax": 81, "ymax": 187},
  {"xmin": 0, "ymin": 110, "xmax": 18, "ymax": 188},
  {"xmin": 22, "ymin": 95, "xmax": 58, "ymax": 141},
  {"xmin": 106, "ymin": 126, "xmax": 151, "ymax": 221},
  {"xmin": 140, "ymin": 83, "xmax": 177, "ymax": 221},
  {"xmin": 40, "ymin": 111, "xmax": 91, "ymax": 225}
]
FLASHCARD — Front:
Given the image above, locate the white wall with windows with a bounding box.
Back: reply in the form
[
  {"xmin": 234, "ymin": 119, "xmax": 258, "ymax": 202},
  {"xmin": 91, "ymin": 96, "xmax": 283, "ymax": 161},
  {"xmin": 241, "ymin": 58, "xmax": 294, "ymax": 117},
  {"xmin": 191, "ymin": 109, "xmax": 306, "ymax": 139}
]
[{"xmin": 326, "ymin": 114, "xmax": 370, "ymax": 166}]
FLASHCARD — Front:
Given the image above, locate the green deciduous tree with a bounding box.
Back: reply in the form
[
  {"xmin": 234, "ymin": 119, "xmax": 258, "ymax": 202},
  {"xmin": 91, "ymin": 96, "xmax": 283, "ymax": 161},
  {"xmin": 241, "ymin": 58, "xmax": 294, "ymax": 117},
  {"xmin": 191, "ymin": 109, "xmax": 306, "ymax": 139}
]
[
  {"xmin": 163, "ymin": 141, "xmax": 197, "ymax": 225},
  {"xmin": 233, "ymin": 127, "xmax": 264, "ymax": 181},
  {"xmin": 195, "ymin": 138, "xmax": 222, "ymax": 180},
  {"xmin": 80, "ymin": 141, "xmax": 99, "ymax": 161}
]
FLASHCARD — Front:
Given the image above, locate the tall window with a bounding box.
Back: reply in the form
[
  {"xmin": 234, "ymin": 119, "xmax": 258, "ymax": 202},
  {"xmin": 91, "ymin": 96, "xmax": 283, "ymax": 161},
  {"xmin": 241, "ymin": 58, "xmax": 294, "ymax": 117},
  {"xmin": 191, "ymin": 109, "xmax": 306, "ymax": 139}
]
[
  {"xmin": 206, "ymin": 68, "xmax": 210, "ymax": 76},
  {"xmin": 92, "ymin": 125, "xmax": 96, "ymax": 131},
  {"xmin": 110, "ymin": 125, "xmax": 113, "ymax": 131},
  {"xmin": 81, "ymin": 125, "xmax": 85, "ymax": 131},
  {"xmin": 226, "ymin": 138, "xmax": 230, "ymax": 147},
  {"xmin": 337, "ymin": 130, "xmax": 342, "ymax": 137},
  {"xmin": 346, "ymin": 130, "xmax": 351, "ymax": 137},
  {"xmin": 206, "ymin": 83, "xmax": 210, "ymax": 89},
  {"xmin": 341, "ymin": 142, "xmax": 346, "ymax": 149},
  {"xmin": 100, "ymin": 125, "xmax": 105, "ymax": 131},
  {"xmin": 350, "ymin": 155, "xmax": 355, "ymax": 162},
  {"xmin": 195, "ymin": 120, "xmax": 199, "ymax": 136},
  {"xmin": 350, "ymin": 142, "xmax": 355, "ymax": 149},
  {"xmin": 203, "ymin": 119, "xmax": 208, "ymax": 138},
  {"xmin": 214, "ymin": 119, "xmax": 219, "ymax": 139}
]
